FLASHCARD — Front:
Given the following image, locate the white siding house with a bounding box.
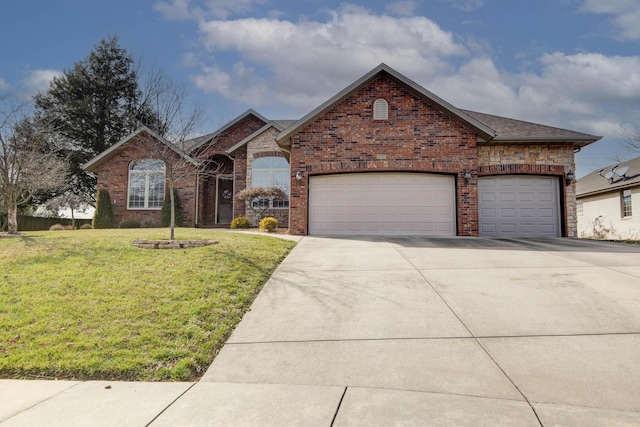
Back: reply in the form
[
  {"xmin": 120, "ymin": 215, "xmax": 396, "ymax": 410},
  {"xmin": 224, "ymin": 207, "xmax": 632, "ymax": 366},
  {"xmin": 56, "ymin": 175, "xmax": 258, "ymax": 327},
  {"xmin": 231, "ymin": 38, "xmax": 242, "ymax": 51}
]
[{"xmin": 577, "ymin": 157, "xmax": 640, "ymax": 240}]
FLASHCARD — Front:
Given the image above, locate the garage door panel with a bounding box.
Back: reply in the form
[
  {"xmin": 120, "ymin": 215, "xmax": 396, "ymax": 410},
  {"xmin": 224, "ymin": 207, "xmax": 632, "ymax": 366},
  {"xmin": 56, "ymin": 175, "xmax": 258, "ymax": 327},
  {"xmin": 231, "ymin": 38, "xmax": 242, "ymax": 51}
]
[
  {"xmin": 501, "ymin": 208, "xmax": 516, "ymax": 218},
  {"xmin": 500, "ymin": 193, "xmax": 515, "ymax": 202},
  {"xmin": 539, "ymin": 208, "xmax": 555, "ymax": 218},
  {"xmin": 479, "ymin": 175, "xmax": 560, "ymax": 238},
  {"xmin": 309, "ymin": 172, "xmax": 455, "ymax": 236}
]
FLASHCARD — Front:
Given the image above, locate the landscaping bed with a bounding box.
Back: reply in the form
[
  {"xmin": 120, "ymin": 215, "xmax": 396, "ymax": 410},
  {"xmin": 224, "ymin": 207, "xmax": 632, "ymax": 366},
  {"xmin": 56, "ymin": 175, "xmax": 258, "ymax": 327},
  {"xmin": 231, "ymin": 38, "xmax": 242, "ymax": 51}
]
[{"xmin": 0, "ymin": 228, "xmax": 296, "ymax": 381}]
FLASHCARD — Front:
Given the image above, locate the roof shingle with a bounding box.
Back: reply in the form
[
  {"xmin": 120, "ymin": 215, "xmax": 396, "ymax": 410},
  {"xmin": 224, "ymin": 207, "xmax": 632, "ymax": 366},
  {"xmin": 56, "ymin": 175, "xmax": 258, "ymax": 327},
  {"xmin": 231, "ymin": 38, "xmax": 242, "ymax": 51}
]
[{"xmin": 577, "ymin": 156, "xmax": 640, "ymax": 197}]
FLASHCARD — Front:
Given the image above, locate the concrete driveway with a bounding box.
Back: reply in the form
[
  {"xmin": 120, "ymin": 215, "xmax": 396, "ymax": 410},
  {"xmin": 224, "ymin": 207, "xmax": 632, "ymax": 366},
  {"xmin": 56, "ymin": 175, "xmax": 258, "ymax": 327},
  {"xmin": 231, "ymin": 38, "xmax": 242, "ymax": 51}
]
[{"xmin": 154, "ymin": 236, "xmax": 640, "ymax": 426}]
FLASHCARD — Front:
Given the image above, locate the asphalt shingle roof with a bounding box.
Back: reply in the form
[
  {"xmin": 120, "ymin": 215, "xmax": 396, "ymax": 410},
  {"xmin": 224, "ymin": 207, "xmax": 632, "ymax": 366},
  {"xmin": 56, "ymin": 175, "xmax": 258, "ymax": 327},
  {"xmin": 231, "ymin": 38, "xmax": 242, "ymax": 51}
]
[{"xmin": 462, "ymin": 110, "xmax": 599, "ymax": 145}]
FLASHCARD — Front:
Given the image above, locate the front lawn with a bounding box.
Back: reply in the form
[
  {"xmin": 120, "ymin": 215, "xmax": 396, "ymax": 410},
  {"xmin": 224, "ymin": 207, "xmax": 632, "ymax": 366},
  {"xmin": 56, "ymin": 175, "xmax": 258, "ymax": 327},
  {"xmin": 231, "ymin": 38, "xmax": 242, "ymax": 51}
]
[{"xmin": 0, "ymin": 229, "xmax": 296, "ymax": 381}]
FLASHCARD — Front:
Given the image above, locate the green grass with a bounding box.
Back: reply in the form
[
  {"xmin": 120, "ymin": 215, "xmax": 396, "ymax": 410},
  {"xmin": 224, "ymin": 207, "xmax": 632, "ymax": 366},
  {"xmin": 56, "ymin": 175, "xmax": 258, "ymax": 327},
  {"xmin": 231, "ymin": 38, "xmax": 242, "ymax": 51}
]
[{"xmin": 0, "ymin": 229, "xmax": 296, "ymax": 381}]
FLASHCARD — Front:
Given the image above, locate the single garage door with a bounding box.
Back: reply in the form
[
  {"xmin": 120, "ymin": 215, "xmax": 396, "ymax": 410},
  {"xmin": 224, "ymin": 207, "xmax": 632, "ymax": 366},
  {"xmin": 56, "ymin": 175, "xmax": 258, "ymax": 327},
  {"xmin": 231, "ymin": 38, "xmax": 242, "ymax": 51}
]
[
  {"xmin": 309, "ymin": 172, "xmax": 456, "ymax": 236},
  {"xmin": 479, "ymin": 175, "xmax": 561, "ymax": 238}
]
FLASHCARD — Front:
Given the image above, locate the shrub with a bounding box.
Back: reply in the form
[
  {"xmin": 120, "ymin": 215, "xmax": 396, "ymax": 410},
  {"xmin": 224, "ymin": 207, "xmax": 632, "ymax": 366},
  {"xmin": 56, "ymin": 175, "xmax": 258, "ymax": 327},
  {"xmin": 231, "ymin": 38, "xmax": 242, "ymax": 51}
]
[
  {"xmin": 230, "ymin": 216, "xmax": 251, "ymax": 229},
  {"xmin": 161, "ymin": 189, "xmax": 183, "ymax": 227},
  {"xmin": 80, "ymin": 223, "xmax": 94, "ymax": 230},
  {"xmin": 93, "ymin": 189, "xmax": 115, "ymax": 229},
  {"xmin": 49, "ymin": 223, "xmax": 65, "ymax": 231},
  {"xmin": 120, "ymin": 220, "xmax": 141, "ymax": 228},
  {"xmin": 235, "ymin": 187, "xmax": 287, "ymax": 220},
  {"xmin": 259, "ymin": 217, "xmax": 278, "ymax": 231}
]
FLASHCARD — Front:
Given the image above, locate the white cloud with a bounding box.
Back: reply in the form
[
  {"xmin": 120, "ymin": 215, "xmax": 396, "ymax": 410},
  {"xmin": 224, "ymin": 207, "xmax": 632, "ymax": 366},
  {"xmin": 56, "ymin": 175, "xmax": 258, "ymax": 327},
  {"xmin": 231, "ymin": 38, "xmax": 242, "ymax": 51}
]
[
  {"xmin": 154, "ymin": 0, "xmax": 266, "ymax": 20},
  {"xmin": 182, "ymin": 2, "xmax": 640, "ymax": 156},
  {"xmin": 442, "ymin": 0, "xmax": 485, "ymax": 12},
  {"xmin": 24, "ymin": 69, "xmax": 62, "ymax": 95},
  {"xmin": 154, "ymin": 0, "xmax": 193, "ymax": 20},
  {"xmin": 386, "ymin": 0, "xmax": 420, "ymax": 17},
  {"xmin": 580, "ymin": 0, "xmax": 640, "ymax": 40},
  {"xmin": 0, "ymin": 77, "xmax": 8, "ymax": 90},
  {"xmin": 428, "ymin": 57, "xmax": 518, "ymax": 115},
  {"xmin": 192, "ymin": 5, "xmax": 468, "ymax": 111}
]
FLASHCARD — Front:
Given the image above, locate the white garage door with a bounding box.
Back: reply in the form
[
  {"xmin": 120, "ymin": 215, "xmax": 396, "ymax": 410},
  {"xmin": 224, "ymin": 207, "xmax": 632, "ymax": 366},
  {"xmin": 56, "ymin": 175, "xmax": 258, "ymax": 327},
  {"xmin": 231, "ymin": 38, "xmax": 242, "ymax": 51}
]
[
  {"xmin": 309, "ymin": 172, "xmax": 456, "ymax": 236},
  {"xmin": 479, "ymin": 175, "xmax": 561, "ymax": 238}
]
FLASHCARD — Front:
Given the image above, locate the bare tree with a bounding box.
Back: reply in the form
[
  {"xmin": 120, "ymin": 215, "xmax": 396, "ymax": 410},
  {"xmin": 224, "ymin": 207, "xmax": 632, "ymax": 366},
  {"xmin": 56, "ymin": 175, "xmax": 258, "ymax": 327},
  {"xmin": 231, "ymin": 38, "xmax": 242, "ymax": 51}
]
[
  {"xmin": 136, "ymin": 71, "xmax": 223, "ymax": 241},
  {"xmin": 0, "ymin": 94, "xmax": 67, "ymax": 234},
  {"xmin": 45, "ymin": 192, "xmax": 89, "ymax": 228}
]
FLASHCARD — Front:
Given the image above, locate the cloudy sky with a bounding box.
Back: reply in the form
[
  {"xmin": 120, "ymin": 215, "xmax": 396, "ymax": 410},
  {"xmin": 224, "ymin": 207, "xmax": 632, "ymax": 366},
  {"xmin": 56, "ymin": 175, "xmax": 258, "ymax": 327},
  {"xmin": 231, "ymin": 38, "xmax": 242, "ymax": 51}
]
[{"xmin": 3, "ymin": 0, "xmax": 640, "ymax": 176}]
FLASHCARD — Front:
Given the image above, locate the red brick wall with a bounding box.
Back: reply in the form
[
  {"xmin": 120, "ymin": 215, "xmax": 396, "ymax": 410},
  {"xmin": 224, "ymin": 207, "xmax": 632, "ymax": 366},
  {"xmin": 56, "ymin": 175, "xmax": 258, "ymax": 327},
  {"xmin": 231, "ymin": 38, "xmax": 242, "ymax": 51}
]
[
  {"xmin": 94, "ymin": 134, "xmax": 197, "ymax": 227},
  {"xmin": 196, "ymin": 115, "xmax": 265, "ymax": 225},
  {"xmin": 288, "ymin": 74, "xmax": 479, "ymax": 236}
]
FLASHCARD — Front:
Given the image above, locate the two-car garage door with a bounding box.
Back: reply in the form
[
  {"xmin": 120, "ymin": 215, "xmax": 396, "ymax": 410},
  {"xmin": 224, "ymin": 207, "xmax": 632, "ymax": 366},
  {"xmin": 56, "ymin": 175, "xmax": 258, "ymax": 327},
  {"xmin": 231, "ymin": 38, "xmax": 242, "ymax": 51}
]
[
  {"xmin": 309, "ymin": 173, "xmax": 456, "ymax": 236},
  {"xmin": 308, "ymin": 172, "xmax": 561, "ymax": 237}
]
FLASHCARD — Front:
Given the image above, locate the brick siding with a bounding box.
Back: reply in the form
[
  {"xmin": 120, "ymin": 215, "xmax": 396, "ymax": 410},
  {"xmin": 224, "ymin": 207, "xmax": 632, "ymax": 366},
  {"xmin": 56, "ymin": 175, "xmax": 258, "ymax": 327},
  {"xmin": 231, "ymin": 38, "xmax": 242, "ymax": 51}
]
[
  {"xmin": 288, "ymin": 74, "xmax": 479, "ymax": 236},
  {"xmin": 94, "ymin": 134, "xmax": 197, "ymax": 227}
]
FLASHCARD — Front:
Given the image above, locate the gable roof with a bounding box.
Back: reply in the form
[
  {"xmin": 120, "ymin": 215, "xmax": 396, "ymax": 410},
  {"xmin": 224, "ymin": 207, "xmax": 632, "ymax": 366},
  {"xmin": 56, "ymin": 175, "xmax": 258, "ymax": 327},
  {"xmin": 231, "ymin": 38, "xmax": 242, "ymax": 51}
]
[
  {"xmin": 185, "ymin": 109, "xmax": 269, "ymax": 153},
  {"xmin": 577, "ymin": 156, "xmax": 640, "ymax": 198},
  {"xmin": 82, "ymin": 126, "xmax": 199, "ymax": 173},
  {"xmin": 463, "ymin": 110, "xmax": 601, "ymax": 147},
  {"xmin": 276, "ymin": 63, "xmax": 498, "ymax": 146},
  {"xmin": 226, "ymin": 120, "xmax": 294, "ymax": 154}
]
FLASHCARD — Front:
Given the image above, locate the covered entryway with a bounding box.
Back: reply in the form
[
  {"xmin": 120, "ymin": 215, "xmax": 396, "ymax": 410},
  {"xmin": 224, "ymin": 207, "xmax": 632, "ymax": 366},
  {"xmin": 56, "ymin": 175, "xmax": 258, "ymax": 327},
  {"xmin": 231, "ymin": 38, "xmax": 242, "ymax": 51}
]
[
  {"xmin": 308, "ymin": 172, "xmax": 456, "ymax": 236},
  {"xmin": 479, "ymin": 175, "xmax": 561, "ymax": 238}
]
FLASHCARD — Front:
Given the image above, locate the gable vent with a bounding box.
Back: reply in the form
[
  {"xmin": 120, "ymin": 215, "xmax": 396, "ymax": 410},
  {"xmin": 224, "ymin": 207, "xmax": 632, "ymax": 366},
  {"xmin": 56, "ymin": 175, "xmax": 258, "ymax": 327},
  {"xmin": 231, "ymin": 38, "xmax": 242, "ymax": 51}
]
[{"xmin": 373, "ymin": 98, "xmax": 388, "ymax": 120}]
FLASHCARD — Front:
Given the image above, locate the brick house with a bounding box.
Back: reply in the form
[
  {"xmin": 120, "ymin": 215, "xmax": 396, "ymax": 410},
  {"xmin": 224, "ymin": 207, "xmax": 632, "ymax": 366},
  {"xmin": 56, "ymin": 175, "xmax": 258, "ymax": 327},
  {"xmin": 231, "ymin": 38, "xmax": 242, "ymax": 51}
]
[
  {"xmin": 576, "ymin": 156, "xmax": 640, "ymax": 240},
  {"xmin": 84, "ymin": 64, "xmax": 600, "ymax": 237}
]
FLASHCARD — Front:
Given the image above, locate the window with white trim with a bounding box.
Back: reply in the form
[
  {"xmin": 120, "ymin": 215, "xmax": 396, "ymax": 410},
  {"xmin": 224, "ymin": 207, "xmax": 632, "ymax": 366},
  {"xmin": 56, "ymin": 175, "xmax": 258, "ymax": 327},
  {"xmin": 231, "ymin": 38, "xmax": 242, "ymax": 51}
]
[
  {"xmin": 251, "ymin": 156, "xmax": 290, "ymax": 209},
  {"xmin": 373, "ymin": 98, "xmax": 388, "ymax": 120},
  {"xmin": 622, "ymin": 189, "xmax": 632, "ymax": 217},
  {"xmin": 577, "ymin": 200, "xmax": 584, "ymax": 216},
  {"xmin": 128, "ymin": 159, "xmax": 165, "ymax": 209}
]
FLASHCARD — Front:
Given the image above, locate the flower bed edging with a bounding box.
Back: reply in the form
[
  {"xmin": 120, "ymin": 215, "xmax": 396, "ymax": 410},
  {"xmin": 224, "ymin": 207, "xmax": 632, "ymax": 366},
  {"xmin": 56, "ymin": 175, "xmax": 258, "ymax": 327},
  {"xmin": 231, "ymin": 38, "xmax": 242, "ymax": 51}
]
[{"xmin": 132, "ymin": 239, "xmax": 218, "ymax": 249}]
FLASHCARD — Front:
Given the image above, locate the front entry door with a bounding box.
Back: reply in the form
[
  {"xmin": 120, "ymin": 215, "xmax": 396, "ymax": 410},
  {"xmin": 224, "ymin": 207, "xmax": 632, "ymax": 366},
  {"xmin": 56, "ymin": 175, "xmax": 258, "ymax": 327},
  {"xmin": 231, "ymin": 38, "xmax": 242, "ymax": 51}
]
[{"xmin": 216, "ymin": 176, "xmax": 233, "ymax": 224}]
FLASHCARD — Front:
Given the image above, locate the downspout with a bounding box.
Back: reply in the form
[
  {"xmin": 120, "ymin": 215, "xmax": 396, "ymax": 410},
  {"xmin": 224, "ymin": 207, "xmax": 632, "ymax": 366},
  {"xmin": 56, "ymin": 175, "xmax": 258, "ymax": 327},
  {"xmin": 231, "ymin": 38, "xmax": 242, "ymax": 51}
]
[
  {"xmin": 277, "ymin": 139, "xmax": 293, "ymax": 232},
  {"xmin": 195, "ymin": 171, "xmax": 200, "ymax": 228}
]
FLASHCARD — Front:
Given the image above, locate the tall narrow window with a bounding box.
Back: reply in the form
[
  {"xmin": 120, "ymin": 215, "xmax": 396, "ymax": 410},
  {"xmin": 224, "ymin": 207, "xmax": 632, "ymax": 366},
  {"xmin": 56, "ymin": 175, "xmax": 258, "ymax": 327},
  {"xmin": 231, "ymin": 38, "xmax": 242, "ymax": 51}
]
[
  {"xmin": 373, "ymin": 98, "xmax": 388, "ymax": 120},
  {"xmin": 128, "ymin": 159, "xmax": 165, "ymax": 209},
  {"xmin": 576, "ymin": 200, "xmax": 584, "ymax": 216},
  {"xmin": 622, "ymin": 189, "xmax": 632, "ymax": 217},
  {"xmin": 252, "ymin": 156, "xmax": 290, "ymax": 209}
]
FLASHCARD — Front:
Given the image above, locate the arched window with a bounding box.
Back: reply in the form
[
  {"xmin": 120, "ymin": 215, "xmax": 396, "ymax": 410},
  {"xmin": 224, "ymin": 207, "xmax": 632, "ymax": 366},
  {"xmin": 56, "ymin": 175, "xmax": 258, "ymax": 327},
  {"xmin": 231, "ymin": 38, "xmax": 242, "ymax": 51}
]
[
  {"xmin": 252, "ymin": 156, "xmax": 290, "ymax": 209},
  {"xmin": 373, "ymin": 98, "xmax": 388, "ymax": 120},
  {"xmin": 128, "ymin": 159, "xmax": 165, "ymax": 209}
]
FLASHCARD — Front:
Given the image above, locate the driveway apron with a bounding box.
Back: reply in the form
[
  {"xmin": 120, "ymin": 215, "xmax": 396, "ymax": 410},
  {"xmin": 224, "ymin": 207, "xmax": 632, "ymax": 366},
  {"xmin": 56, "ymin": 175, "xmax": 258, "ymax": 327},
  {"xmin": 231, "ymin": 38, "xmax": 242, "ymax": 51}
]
[{"xmin": 153, "ymin": 236, "xmax": 640, "ymax": 426}]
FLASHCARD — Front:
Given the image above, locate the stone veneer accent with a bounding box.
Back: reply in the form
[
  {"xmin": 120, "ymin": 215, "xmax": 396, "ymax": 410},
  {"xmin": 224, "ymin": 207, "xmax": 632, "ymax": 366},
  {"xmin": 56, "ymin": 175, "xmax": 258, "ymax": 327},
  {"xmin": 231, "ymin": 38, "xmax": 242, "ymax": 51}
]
[
  {"xmin": 245, "ymin": 127, "xmax": 290, "ymax": 227},
  {"xmin": 477, "ymin": 144, "xmax": 576, "ymax": 237},
  {"xmin": 132, "ymin": 239, "xmax": 217, "ymax": 249}
]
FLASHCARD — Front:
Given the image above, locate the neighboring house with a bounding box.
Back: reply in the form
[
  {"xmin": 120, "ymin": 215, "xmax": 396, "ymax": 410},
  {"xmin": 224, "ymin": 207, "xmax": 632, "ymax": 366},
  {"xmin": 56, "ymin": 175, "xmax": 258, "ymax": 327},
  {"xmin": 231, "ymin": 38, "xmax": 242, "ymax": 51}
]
[
  {"xmin": 577, "ymin": 157, "xmax": 640, "ymax": 240},
  {"xmin": 84, "ymin": 64, "xmax": 601, "ymax": 237}
]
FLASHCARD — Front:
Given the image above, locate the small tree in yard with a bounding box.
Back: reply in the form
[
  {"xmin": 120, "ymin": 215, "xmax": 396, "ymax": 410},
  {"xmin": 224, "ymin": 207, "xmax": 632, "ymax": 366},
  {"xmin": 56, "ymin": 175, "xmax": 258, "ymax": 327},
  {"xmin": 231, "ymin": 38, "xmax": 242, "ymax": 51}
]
[
  {"xmin": 0, "ymin": 94, "xmax": 67, "ymax": 234},
  {"xmin": 135, "ymin": 70, "xmax": 225, "ymax": 241},
  {"xmin": 235, "ymin": 187, "xmax": 287, "ymax": 222},
  {"xmin": 161, "ymin": 188, "xmax": 182, "ymax": 227},
  {"xmin": 92, "ymin": 189, "xmax": 115, "ymax": 229}
]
